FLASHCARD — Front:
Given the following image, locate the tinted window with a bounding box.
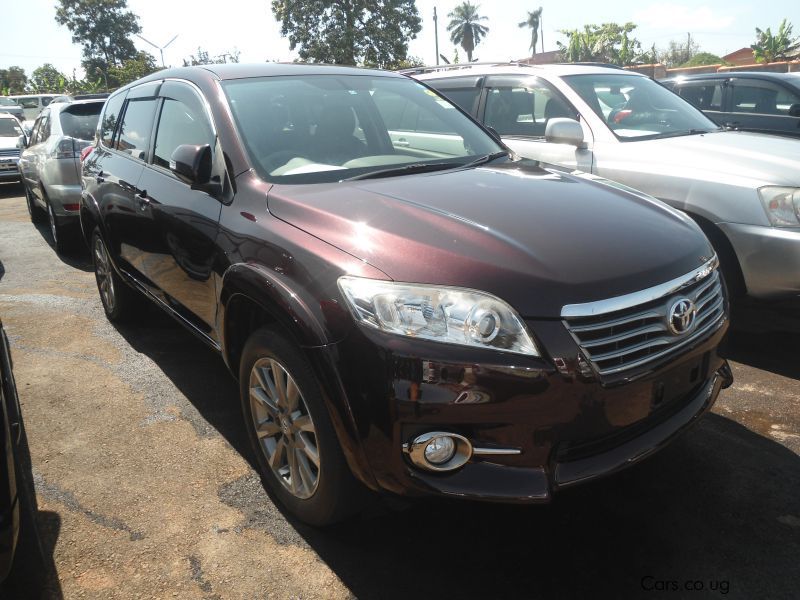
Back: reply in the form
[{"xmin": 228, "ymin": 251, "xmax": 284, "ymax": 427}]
[
  {"xmin": 39, "ymin": 115, "xmax": 51, "ymax": 142},
  {"xmin": 41, "ymin": 96, "xmax": 53, "ymax": 107},
  {"xmin": 153, "ymin": 97, "xmax": 214, "ymax": 169},
  {"xmin": 732, "ymin": 80, "xmax": 800, "ymax": 115},
  {"xmin": 59, "ymin": 103, "xmax": 103, "ymax": 140},
  {"xmin": 676, "ymin": 81, "xmax": 724, "ymax": 111},
  {"xmin": 117, "ymin": 98, "xmax": 157, "ymax": 160},
  {"xmin": 442, "ymin": 88, "xmax": 481, "ymax": 114},
  {"xmin": 15, "ymin": 97, "xmax": 39, "ymax": 109},
  {"xmin": 100, "ymin": 92, "xmax": 126, "ymax": 147},
  {"xmin": 0, "ymin": 119, "xmax": 22, "ymax": 136},
  {"xmin": 485, "ymin": 81, "xmax": 576, "ymax": 137}
]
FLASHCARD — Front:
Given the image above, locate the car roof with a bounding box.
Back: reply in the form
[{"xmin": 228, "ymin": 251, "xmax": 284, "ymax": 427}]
[
  {"xmin": 662, "ymin": 71, "xmax": 800, "ymax": 84},
  {"xmin": 410, "ymin": 62, "xmax": 647, "ymax": 81},
  {"xmin": 127, "ymin": 62, "xmax": 403, "ymax": 90},
  {"xmin": 44, "ymin": 98, "xmax": 105, "ymax": 114}
]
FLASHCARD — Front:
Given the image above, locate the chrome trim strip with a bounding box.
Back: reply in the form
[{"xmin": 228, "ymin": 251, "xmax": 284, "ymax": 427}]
[
  {"xmin": 561, "ymin": 255, "xmax": 719, "ymax": 318},
  {"xmin": 472, "ymin": 447, "xmax": 522, "ymax": 456}
]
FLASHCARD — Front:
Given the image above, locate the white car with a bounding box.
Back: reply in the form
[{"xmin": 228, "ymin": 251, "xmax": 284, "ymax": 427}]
[
  {"xmin": 0, "ymin": 113, "xmax": 25, "ymax": 183},
  {"xmin": 414, "ymin": 63, "xmax": 800, "ymax": 300}
]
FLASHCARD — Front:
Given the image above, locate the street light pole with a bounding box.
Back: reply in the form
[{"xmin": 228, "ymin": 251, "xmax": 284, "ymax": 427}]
[{"xmin": 434, "ymin": 7, "xmax": 439, "ymax": 65}]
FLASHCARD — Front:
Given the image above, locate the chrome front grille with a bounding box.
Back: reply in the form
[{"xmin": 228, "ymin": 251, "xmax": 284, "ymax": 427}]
[
  {"xmin": 0, "ymin": 149, "xmax": 19, "ymax": 158},
  {"xmin": 562, "ymin": 258, "xmax": 726, "ymax": 377}
]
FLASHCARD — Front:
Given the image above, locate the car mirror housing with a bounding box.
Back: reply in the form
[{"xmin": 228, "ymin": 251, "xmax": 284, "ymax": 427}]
[
  {"xmin": 16, "ymin": 134, "xmax": 27, "ymax": 149},
  {"xmin": 170, "ymin": 144, "xmax": 212, "ymax": 186},
  {"xmin": 788, "ymin": 103, "xmax": 800, "ymax": 118},
  {"xmin": 545, "ymin": 118, "xmax": 585, "ymax": 148}
]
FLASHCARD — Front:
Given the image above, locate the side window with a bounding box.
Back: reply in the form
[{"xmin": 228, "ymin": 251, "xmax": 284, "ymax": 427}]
[
  {"xmin": 153, "ymin": 96, "xmax": 215, "ymax": 170},
  {"xmin": 100, "ymin": 92, "xmax": 127, "ymax": 148},
  {"xmin": 38, "ymin": 114, "xmax": 51, "ymax": 142},
  {"xmin": 16, "ymin": 97, "xmax": 39, "ymax": 110},
  {"xmin": 29, "ymin": 117, "xmax": 42, "ymax": 144},
  {"xmin": 677, "ymin": 82, "xmax": 724, "ymax": 111},
  {"xmin": 41, "ymin": 96, "xmax": 53, "ymax": 107},
  {"xmin": 117, "ymin": 98, "xmax": 158, "ymax": 161},
  {"xmin": 776, "ymin": 86, "xmax": 800, "ymax": 115},
  {"xmin": 485, "ymin": 81, "xmax": 576, "ymax": 138},
  {"xmin": 731, "ymin": 80, "xmax": 796, "ymax": 116},
  {"xmin": 439, "ymin": 87, "xmax": 481, "ymax": 115}
]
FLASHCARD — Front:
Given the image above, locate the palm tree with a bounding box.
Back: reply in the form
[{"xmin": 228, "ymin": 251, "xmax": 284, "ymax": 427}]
[
  {"xmin": 447, "ymin": 2, "xmax": 489, "ymax": 63},
  {"xmin": 519, "ymin": 7, "xmax": 543, "ymax": 56}
]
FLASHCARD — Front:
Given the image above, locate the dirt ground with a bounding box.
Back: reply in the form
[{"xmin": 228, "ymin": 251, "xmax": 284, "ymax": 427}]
[{"xmin": 0, "ymin": 181, "xmax": 798, "ymax": 599}]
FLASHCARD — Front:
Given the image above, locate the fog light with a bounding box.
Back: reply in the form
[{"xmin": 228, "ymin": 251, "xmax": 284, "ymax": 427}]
[
  {"xmin": 424, "ymin": 436, "xmax": 456, "ymax": 465},
  {"xmin": 403, "ymin": 431, "xmax": 472, "ymax": 472}
]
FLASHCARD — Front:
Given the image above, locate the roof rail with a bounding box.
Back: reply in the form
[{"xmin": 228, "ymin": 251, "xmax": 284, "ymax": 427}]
[{"xmin": 396, "ymin": 61, "xmax": 535, "ymax": 75}]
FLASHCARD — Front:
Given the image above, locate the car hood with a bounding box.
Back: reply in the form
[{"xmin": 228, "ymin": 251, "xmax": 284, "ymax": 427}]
[
  {"xmin": 0, "ymin": 136, "xmax": 19, "ymax": 151},
  {"xmin": 621, "ymin": 131, "xmax": 800, "ymax": 186},
  {"xmin": 267, "ymin": 161, "xmax": 713, "ymax": 317}
]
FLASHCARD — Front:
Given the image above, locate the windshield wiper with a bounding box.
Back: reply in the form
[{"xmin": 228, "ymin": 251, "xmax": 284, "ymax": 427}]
[
  {"xmin": 459, "ymin": 150, "xmax": 510, "ymax": 169},
  {"xmin": 653, "ymin": 128, "xmax": 718, "ymax": 140},
  {"xmin": 344, "ymin": 161, "xmax": 458, "ymax": 181}
]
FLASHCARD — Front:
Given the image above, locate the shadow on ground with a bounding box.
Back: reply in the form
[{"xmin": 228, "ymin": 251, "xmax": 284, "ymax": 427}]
[
  {"xmin": 108, "ymin": 299, "xmax": 800, "ymax": 600},
  {"xmin": 0, "ymin": 182, "xmax": 24, "ymax": 200}
]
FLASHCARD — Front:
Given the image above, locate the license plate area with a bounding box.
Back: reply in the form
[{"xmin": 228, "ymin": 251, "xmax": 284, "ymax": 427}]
[{"xmin": 652, "ymin": 351, "xmax": 710, "ymax": 411}]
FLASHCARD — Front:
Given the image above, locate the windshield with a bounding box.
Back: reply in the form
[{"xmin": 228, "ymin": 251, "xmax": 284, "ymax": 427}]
[
  {"xmin": 223, "ymin": 74, "xmax": 503, "ymax": 183},
  {"xmin": 563, "ymin": 74, "xmax": 720, "ymax": 141},
  {"xmin": 0, "ymin": 98, "xmax": 18, "ymax": 106},
  {"xmin": 60, "ymin": 103, "xmax": 103, "ymax": 140},
  {"xmin": 0, "ymin": 119, "xmax": 23, "ymax": 137}
]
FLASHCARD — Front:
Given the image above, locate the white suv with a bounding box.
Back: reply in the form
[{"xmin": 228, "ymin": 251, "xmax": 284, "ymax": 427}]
[{"xmin": 413, "ymin": 63, "xmax": 800, "ymax": 300}]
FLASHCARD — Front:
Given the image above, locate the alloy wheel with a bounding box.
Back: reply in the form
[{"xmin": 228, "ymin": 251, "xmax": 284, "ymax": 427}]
[
  {"xmin": 47, "ymin": 203, "xmax": 57, "ymax": 245},
  {"xmin": 249, "ymin": 358, "xmax": 320, "ymax": 499},
  {"xmin": 93, "ymin": 236, "xmax": 116, "ymax": 313}
]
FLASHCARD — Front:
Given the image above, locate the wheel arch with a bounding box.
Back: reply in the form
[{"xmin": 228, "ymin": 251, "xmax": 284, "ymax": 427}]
[{"xmin": 685, "ymin": 211, "xmax": 747, "ymax": 298}]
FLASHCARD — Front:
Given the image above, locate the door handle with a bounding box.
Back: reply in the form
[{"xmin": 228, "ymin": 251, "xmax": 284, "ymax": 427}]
[
  {"xmin": 395, "ymin": 138, "xmax": 410, "ymax": 147},
  {"xmin": 136, "ymin": 189, "xmax": 150, "ymax": 210}
]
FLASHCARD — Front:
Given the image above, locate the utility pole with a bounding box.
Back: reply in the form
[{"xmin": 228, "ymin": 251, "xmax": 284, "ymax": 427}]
[
  {"xmin": 541, "ymin": 15, "xmax": 544, "ymax": 54},
  {"xmin": 434, "ymin": 7, "xmax": 440, "ymax": 65}
]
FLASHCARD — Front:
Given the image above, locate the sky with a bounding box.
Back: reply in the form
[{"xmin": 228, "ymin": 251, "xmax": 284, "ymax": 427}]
[{"xmin": 1, "ymin": 0, "xmax": 797, "ymax": 78}]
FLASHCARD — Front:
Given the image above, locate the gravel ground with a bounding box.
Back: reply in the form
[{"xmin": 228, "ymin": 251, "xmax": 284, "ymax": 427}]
[{"xmin": 0, "ymin": 181, "xmax": 798, "ymax": 599}]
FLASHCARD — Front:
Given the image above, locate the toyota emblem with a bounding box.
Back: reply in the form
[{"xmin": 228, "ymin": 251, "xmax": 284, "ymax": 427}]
[{"xmin": 668, "ymin": 298, "xmax": 697, "ymax": 335}]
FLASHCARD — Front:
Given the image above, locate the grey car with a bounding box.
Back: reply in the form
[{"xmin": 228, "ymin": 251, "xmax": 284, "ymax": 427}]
[
  {"xmin": 415, "ymin": 63, "xmax": 800, "ymax": 300},
  {"xmin": 18, "ymin": 99, "xmax": 104, "ymax": 253},
  {"xmin": 661, "ymin": 72, "xmax": 800, "ymax": 139},
  {"xmin": 0, "ymin": 113, "xmax": 25, "ymax": 183}
]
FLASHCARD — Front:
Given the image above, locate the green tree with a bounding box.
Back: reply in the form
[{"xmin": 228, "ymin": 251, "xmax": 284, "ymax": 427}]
[
  {"xmin": 272, "ymin": 0, "xmax": 422, "ymax": 69},
  {"xmin": 751, "ymin": 19, "xmax": 800, "ymax": 63},
  {"xmin": 447, "ymin": 2, "xmax": 489, "ymax": 62},
  {"xmin": 519, "ymin": 7, "xmax": 543, "ymax": 56},
  {"xmin": 183, "ymin": 47, "xmax": 241, "ymax": 66},
  {"xmin": 0, "ymin": 66, "xmax": 28, "ymax": 94},
  {"xmin": 55, "ymin": 0, "xmax": 141, "ymax": 89},
  {"xmin": 108, "ymin": 51, "xmax": 160, "ymax": 87},
  {"xmin": 557, "ymin": 22, "xmax": 644, "ymax": 66},
  {"xmin": 658, "ymin": 36, "xmax": 700, "ymax": 67},
  {"xmin": 681, "ymin": 52, "xmax": 725, "ymax": 67},
  {"xmin": 29, "ymin": 64, "xmax": 68, "ymax": 93}
]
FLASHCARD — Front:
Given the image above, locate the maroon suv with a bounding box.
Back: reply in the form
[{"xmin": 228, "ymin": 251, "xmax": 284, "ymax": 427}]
[{"xmin": 80, "ymin": 64, "xmax": 731, "ymax": 525}]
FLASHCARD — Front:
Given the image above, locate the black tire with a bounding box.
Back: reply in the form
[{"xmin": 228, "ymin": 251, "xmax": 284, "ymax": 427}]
[
  {"xmin": 91, "ymin": 228, "xmax": 141, "ymax": 322},
  {"xmin": 24, "ymin": 184, "xmax": 45, "ymax": 224},
  {"xmin": 239, "ymin": 326, "xmax": 368, "ymax": 526},
  {"xmin": 45, "ymin": 196, "xmax": 74, "ymax": 255}
]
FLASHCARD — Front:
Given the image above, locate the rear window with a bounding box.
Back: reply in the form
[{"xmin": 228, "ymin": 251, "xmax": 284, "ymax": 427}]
[{"xmin": 60, "ymin": 103, "xmax": 103, "ymax": 140}]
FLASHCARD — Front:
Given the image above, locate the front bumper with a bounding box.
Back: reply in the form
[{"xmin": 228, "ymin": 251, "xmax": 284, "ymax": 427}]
[
  {"xmin": 320, "ymin": 317, "xmax": 729, "ymax": 503},
  {"xmin": 0, "ymin": 158, "xmax": 20, "ymax": 180},
  {"xmin": 719, "ymin": 222, "xmax": 800, "ymax": 299}
]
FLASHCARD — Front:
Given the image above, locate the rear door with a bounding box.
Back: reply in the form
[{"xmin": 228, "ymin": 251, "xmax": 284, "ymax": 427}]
[
  {"xmin": 727, "ymin": 77, "xmax": 800, "ymax": 136},
  {"xmin": 480, "ymin": 75, "xmax": 594, "ymax": 172},
  {"xmin": 133, "ymin": 80, "xmax": 223, "ymax": 339},
  {"xmin": 21, "ymin": 110, "xmax": 51, "ymax": 202}
]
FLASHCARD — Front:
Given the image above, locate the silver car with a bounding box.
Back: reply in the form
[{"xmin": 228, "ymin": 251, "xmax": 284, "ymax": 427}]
[
  {"xmin": 0, "ymin": 97, "xmax": 25, "ymax": 122},
  {"xmin": 416, "ymin": 63, "xmax": 800, "ymax": 300},
  {"xmin": 18, "ymin": 99, "xmax": 104, "ymax": 253}
]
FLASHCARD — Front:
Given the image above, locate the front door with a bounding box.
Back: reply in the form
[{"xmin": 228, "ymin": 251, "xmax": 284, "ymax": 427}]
[
  {"xmin": 728, "ymin": 78, "xmax": 800, "ymax": 137},
  {"xmin": 133, "ymin": 81, "xmax": 222, "ymax": 339}
]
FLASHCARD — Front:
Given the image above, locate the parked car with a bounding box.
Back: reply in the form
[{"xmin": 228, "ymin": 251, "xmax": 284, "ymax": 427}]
[
  {"xmin": 19, "ymin": 99, "xmax": 104, "ymax": 253},
  {"xmin": 661, "ymin": 72, "xmax": 800, "ymax": 138},
  {"xmin": 81, "ymin": 63, "xmax": 731, "ymax": 525},
  {"xmin": 0, "ymin": 113, "xmax": 25, "ymax": 183},
  {"xmin": 0, "ymin": 98, "xmax": 25, "ymax": 123},
  {"xmin": 0, "ymin": 319, "xmax": 40, "ymax": 586},
  {"xmin": 413, "ymin": 63, "xmax": 800, "ymax": 300},
  {"xmin": 8, "ymin": 95, "xmax": 58, "ymax": 121}
]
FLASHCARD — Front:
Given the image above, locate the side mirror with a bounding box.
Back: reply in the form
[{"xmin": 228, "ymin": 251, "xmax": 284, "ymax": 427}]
[
  {"xmin": 788, "ymin": 103, "xmax": 800, "ymax": 118},
  {"xmin": 170, "ymin": 144, "xmax": 212, "ymax": 186},
  {"xmin": 16, "ymin": 134, "xmax": 27, "ymax": 149},
  {"xmin": 545, "ymin": 118, "xmax": 585, "ymax": 147}
]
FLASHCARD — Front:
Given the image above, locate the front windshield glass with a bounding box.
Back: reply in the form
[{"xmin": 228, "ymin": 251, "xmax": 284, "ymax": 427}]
[
  {"xmin": 0, "ymin": 119, "xmax": 23, "ymax": 137},
  {"xmin": 223, "ymin": 74, "xmax": 504, "ymax": 183},
  {"xmin": 563, "ymin": 74, "xmax": 720, "ymax": 141},
  {"xmin": 0, "ymin": 98, "xmax": 17, "ymax": 106}
]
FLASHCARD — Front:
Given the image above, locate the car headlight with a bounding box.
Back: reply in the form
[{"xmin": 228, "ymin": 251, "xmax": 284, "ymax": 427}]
[
  {"xmin": 337, "ymin": 276, "xmax": 540, "ymax": 356},
  {"xmin": 759, "ymin": 187, "xmax": 800, "ymax": 227}
]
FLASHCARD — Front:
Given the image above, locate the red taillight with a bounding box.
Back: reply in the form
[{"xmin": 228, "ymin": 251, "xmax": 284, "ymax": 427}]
[
  {"xmin": 80, "ymin": 145, "xmax": 95, "ymax": 163},
  {"xmin": 63, "ymin": 203, "xmax": 80, "ymax": 212}
]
